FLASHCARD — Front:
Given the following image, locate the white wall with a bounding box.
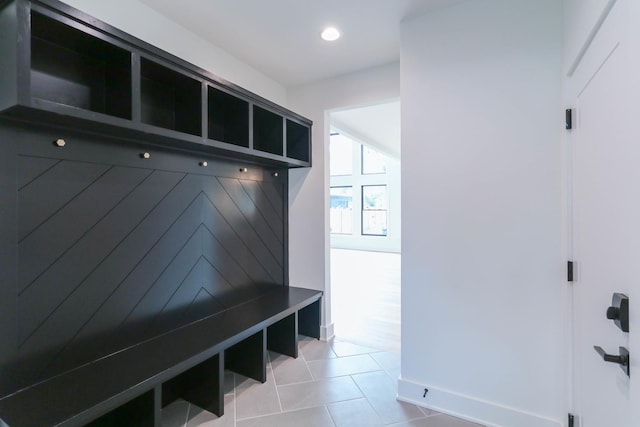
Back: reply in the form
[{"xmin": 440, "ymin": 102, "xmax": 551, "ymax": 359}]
[
  {"xmin": 287, "ymin": 63, "xmax": 400, "ymax": 338},
  {"xmin": 398, "ymin": 2, "xmax": 565, "ymax": 427},
  {"xmin": 60, "ymin": 0, "xmax": 286, "ymax": 104}
]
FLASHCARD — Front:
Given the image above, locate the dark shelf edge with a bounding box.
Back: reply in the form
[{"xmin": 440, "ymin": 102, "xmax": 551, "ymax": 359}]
[{"xmin": 2, "ymin": 105, "xmax": 309, "ymax": 168}]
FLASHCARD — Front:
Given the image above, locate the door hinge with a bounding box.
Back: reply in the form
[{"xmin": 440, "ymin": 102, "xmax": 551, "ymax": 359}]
[
  {"xmin": 567, "ymin": 261, "xmax": 574, "ymax": 282},
  {"xmin": 565, "ymin": 108, "xmax": 573, "ymax": 130},
  {"xmin": 568, "ymin": 413, "xmax": 575, "ymax": 427}
]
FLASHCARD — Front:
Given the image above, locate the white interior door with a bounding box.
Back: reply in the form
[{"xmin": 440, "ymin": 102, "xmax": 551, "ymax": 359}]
[{"xmin": 570, "ymin": 1, "xmax": 638, "ymax": 425}]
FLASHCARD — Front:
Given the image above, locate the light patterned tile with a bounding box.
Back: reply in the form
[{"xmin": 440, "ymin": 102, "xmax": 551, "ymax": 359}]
[
  {"xmin": 162, "ymin": 400, "xmax": 189, "ymax": 427},
  {"xmin": 277, "ymin": 376, "xmax": 362, "ymax": 411},
  {"xmin": 419, "ymin": 406, "xmax": 442, "ymax": 417},
  {"xmin": 299, "ymin": 337, "xmax": 337, "ymax": 361},
  {"xmin": 331, "ymin": 341, "xmax": 380, "ymax": 357},
  {"xmin": 236, "ymin": 406, "xmax": 335, "ymax": 427},
  {"xmin": 327, "ymin": 398, "xmax": 384, "ymax": 427},
  {"xmin": 387, "ymin": 413, "xmax": 484, "ymax": 427},
  {"xmin": 307, "ymin": 354, "xmax": 381, "ymax": 379},
  {"xmin": 186, "ymin": 395, "xmax": 235, "ymax": 427},
  {"xmin": 235, "ymin": 366, "xmax": 282, "ymax": 420},
  {"xmin": 269, "ymin": 351, "xmax": 313, "ymax": 385},
  {"xmin": 352, "ymin": 371, "xmax": 424, "ymax": 424},
  {"xmin": 370, "ymin": 351, "xmax": 401, "ymax": 379}
]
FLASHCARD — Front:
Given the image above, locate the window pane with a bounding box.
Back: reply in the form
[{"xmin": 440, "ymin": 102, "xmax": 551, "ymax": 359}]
[
  {"xmin": 330, "ymin": 133, "xmax": 353, "ymax": 176},
  {"xmin": 330, "ymin": 186, "xmax": 353, "ymax": 234},
  {"xmin": 362, "ymin": 185, "xmax": 387, "ymax": 236},
  {"xmin": 362, "ymin": 211, "xmax": 388, "ymax": 236},
  {"xmin": 362, "ymin": 145, "xmax": 387, "ymax": 174},
  {"xmin": 362, "ymin": 185, "xmax": 387, "ymax": 210}
]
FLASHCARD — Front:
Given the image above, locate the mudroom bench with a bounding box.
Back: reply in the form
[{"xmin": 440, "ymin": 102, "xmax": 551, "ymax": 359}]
[
  {"xmin": 0, "ymin": 286, "xmax": 322, "ymax": 427},
  {"xmin": 0, "ymin": 0, "xmax": 317, "ymax": 425}
]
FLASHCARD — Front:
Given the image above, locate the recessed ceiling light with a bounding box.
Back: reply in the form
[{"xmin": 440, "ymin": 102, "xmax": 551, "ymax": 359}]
[{"xmin": 321, "ymin": 27, "xmax": 341, "ymax": 41}]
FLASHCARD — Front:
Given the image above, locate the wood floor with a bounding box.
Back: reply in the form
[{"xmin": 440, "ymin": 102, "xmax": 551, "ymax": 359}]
[{"xmin": 330, "ymin": 249, "xmax": 401, "ymax": 354}]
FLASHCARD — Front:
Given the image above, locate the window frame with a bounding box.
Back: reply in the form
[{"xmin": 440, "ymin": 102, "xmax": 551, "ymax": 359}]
[{"xmin": 361, "ymin": 184, "xmax": 388, "ymax": 236}]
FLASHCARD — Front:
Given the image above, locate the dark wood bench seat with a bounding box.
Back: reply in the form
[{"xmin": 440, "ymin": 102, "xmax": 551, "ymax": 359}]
[{"xmin": 0, "ymin": 286, "xmax": 322, "ymax": 427}]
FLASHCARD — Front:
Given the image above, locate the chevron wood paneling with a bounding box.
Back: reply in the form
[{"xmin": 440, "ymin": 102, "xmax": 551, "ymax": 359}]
[{"xmin": 2, "ymin": 124, "xmax": 287, "ymax": 394}]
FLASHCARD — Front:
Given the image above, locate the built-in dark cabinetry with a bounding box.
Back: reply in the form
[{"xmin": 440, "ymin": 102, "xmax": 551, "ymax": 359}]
[
  {"xmin": 287, "ymin": 119, "xmax": 311, "ymax": 162},
  {"xmin": 30, "ymin": 12, "xmax": 133, "ymax": 120},
  {"xmin": 254, "ymin": 105, "xmax": 284, "ymax": 156},
  {"xmin": 0, "ymin": 1, "xmax": 317, "ymax": 425},
  {"xmin": 0, "ymin": 0, "xmax": 311, "ymax": 167},
  {"xmin": 208, "ymin": 86, "xmax": 250, "ymax": 148},
  {"xmin": 140, "ymin": 58, "xmax": 202, "ymax": 136}
]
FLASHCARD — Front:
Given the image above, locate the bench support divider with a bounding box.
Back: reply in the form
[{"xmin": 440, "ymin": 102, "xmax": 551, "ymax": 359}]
[
  {"xmin": 225, "ymin": 330, "xmax": 267, "ymax": 383},
  {"xmin": 267, "ymin": 313, "xmax": 298, "ymax": 358}
]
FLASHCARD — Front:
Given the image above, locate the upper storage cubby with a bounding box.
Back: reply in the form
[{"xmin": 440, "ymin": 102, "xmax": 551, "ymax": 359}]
[
  {"xmin": 253, "ymin": 106, "xmax": 283, "ymax": 156},
  {"xmin": 208, "ymin": 86, "xmax": 249, "ymax": 148},
  {"xmin": 30, "ymin": 12, "xmax": 132, "ymax": 119},
  {"xmin": 141, "ymin": 58, "xmax": 202, "ymax": 136},
  {"xmin": 286, "ymin": 119, "xmax": 310, "ymax": 163},
  {"xmin": 0, "ymin": 0, "xmax": 311, "ymax": 167}
]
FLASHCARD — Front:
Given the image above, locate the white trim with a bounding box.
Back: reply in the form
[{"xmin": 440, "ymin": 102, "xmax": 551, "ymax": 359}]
[
  {"xmin": 397, "ymin": 378, "xmax": 563, "ymax": 427},
  {"xmin": 320, "ymin": 322, "xmax": 335, "ymax": 341}
]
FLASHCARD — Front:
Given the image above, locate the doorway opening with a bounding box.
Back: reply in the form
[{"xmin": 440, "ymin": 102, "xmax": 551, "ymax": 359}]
[{"xmin": 329, "ymin": 100, "xmax": 401, "ymax": 354}]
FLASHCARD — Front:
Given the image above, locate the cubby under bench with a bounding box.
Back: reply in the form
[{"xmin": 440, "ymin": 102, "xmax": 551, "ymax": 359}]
[{"xmin": 0, "ymin": 286, "xmax": 322, "ymax": 427}]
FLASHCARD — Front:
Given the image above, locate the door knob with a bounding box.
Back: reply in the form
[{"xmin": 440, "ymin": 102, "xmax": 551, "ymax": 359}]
[
  {"xmin": 606, "ymin": 306, "xmax": 619, "ymax": 319},
  {"xmin": 606, "ymin": 293, "xmax": 629, "ymax": 332},
  {"xmin": 594, "ymin": 346, "xmax": 630, "ymax": 377}
]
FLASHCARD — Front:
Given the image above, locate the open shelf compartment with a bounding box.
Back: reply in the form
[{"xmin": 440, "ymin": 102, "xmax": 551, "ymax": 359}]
[
  {"xmin": 208, "ymin": 85, "xmax": 249, "ymax": 148},
  {"xmin": 141, "ymin": 58, "xmax": 202, "ymax": 136},
  {"xmin": 30, "ymin": 11, "xmax": 132, "ymax": 120},
  {"xmin": 286, "ymin": 119, "xmax": 310, "ymax": 163},
  {"xmin": 253, "ymin": 105, "xmax": 283, "ymax": 156}
]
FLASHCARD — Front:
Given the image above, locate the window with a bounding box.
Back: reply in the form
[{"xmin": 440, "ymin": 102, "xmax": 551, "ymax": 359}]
[
  {"xmin": 330, "ymin": 133, "xmax": 353, "ymax": 176},
  {"xmin": 329, "ymin": 130, "xmax": 395, "ymax": 243},
  {"xmin": 362, "ymin": 185, "xmax": 387, "ymax": 236},
  {"xmin": 330, "ymin": 186, "xmax": 353, "ymax": 234},
  {"xmin": 361, "ymin": 145, "xmax": 387, "ymax": 174}
]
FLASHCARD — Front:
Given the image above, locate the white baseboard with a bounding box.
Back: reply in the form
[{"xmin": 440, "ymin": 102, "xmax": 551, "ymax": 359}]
[
  {"xmin": 397, "ymin": 378, "xmax": 562, "ymax": 427},
  {"xmin": 320, "ymin": 322, "xmax": 335, "ymax": 341}
]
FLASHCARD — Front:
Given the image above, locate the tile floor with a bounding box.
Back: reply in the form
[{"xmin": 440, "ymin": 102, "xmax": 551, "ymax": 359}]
[{"xmin": 162, "ymin": 337, "xmax": 483, "ymax": 427}]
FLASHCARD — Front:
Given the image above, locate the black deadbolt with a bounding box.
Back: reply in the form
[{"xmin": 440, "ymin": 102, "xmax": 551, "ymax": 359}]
[
  {"xmin": 607, "ymin": 306, "xmax": 619, "ymax": 320},
  {"xmin": 606, "ymin": 293, "xmax": 629, "ymax": 333}
]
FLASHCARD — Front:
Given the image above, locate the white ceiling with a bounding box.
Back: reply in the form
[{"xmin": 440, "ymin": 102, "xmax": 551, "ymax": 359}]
[
  {"xmin": 138, "ymin": 0, "xmax": 462, "ymax": 87},
  {"xmin": 331, "ymin": 101, "xmax": 401, "ymax": 159}
]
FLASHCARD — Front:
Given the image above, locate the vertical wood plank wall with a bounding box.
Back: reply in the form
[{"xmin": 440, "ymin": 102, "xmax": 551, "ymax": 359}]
[{"xmin": 0, "ymin": 118, "xmax": 287, "ymax": 397}]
